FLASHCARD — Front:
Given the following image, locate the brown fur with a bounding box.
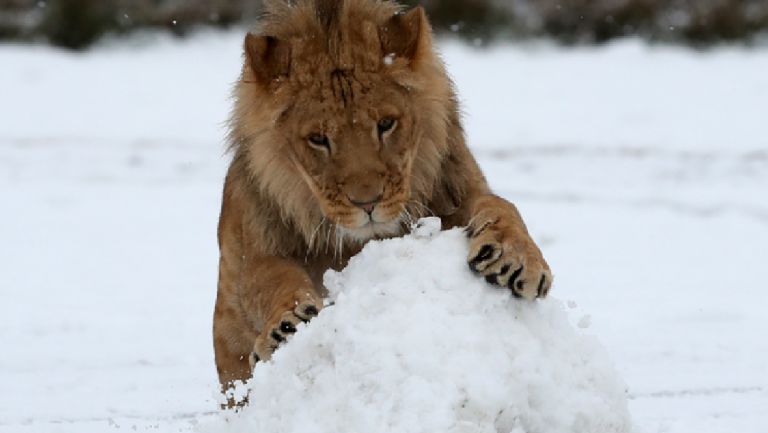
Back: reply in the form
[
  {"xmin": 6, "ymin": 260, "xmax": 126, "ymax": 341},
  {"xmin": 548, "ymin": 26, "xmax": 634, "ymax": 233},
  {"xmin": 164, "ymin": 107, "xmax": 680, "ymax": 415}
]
[{"xmin": 213, "ymin": 0, "xmax": 552, "ymax": 400}]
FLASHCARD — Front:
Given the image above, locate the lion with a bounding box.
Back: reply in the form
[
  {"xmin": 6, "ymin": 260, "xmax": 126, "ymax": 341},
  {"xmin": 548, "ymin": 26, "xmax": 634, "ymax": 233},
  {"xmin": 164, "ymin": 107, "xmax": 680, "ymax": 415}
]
[{"xmin": 213, "ymin": 0, "xmax": 553, "ymax": 396}]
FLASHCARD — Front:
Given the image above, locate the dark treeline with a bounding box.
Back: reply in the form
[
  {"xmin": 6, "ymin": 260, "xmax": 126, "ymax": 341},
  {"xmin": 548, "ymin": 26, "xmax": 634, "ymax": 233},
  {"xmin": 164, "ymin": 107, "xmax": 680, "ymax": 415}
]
[{"xmin": 1, "ymin": 0, "xmax": 767, "ymax": 50}]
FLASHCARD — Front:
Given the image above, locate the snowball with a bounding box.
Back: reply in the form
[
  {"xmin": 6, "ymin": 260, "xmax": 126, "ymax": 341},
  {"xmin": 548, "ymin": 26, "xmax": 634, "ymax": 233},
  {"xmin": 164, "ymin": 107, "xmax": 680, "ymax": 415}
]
[
  {"xmin": 200, "ymin": 222, "xmax": 634, "ymax": 433},
  {"xmin": 578, "ymin": 314, "xmax": 593, "ymax": 329},
  {"xmin": 383, "ymin": 53, "xmax": 396, "ymax": 65}
]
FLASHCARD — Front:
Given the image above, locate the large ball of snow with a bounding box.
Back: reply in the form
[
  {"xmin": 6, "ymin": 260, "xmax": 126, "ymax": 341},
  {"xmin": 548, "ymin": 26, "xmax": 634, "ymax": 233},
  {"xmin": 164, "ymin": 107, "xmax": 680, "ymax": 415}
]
[{"xmin": 202, "ymin": 219, "xmax": 633, "ymax": 433}]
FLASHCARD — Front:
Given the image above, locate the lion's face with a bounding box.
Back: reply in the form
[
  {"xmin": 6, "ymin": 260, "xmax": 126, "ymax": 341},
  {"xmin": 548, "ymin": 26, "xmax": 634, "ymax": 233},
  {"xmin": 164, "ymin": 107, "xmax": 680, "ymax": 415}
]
[
  {"xmin": 235, "ymin": 4, "xmax": 445, "ymax": 245},
  {"xmin": 278, "ymin": 68, "xmax": 415, "ymax": 240}
]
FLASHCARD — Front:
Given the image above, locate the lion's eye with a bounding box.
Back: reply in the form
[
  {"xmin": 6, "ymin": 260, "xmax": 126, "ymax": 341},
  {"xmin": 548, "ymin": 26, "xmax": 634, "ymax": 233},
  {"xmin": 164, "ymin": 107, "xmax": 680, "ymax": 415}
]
[
  {"xmin": 377, "ymin": 117, "xmax": 396, "ymax": 135},
  {"xmin": 307, "ymin": 133, "xmax": 330, "ymax": 149}
]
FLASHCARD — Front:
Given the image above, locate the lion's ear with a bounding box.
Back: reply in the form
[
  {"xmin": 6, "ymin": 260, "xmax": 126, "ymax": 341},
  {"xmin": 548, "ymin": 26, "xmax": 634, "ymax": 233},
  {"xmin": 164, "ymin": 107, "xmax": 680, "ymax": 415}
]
[
  {"xmin": 379, "ymin": 6, "xmax": 432, "ymax": 70},
  {"xmin": 244, "ymin": 33, "xmax": 291, "ymax": 88}
]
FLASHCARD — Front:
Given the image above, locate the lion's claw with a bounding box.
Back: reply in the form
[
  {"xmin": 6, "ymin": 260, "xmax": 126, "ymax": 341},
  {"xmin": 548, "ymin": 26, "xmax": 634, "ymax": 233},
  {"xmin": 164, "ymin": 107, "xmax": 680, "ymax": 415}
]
[
  {"xmin": 468, "ymin": 244, "xmax": 502, "ymax": 272},
  {"xmin": 297, "ymin": 305, "xmax": 319, "ymax": 321},
  {"xmin": 250, "ymin": 294, "xmax": 321, "ymax": 367}
]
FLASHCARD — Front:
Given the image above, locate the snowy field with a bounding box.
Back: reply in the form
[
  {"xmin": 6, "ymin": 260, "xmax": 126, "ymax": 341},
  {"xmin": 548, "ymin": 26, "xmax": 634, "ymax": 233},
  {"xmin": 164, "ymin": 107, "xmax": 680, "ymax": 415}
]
[{"xmin": 1, "ymin": 30, "xmax": 767, "ymax": 432}]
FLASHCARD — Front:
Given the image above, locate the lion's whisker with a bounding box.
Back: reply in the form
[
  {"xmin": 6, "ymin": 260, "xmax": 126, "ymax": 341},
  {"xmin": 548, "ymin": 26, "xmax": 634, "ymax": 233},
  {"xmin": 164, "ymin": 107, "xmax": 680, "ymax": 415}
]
[
  {"xmin": 408, "ymin": 200, "xmax": 435, "ymax": 219},
  {"xmin": 401, "ymin": 208, "xmax": 415, "ymax": 231},
  {"xmin": 306, "ymin": 217, "xmax": 326, "ymax": 259},
  {"xmin": 323, "ymin": 219, "xmax": 332, "ymax": 254},
  {"xmin": 333, "ymin": 220, "xmax": 343, "ymax": 264}
]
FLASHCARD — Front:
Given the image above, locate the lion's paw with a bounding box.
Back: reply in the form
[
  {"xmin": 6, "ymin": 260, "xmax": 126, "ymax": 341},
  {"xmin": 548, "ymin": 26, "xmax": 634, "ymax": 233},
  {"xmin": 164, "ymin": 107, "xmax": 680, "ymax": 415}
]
[
  {"xmin": 250, "ymin": 292, "xmax": 322, "ymax": 367},
  {"xmin": 467, "ymin": 209, "xmax": 552, "ymax": 300}
]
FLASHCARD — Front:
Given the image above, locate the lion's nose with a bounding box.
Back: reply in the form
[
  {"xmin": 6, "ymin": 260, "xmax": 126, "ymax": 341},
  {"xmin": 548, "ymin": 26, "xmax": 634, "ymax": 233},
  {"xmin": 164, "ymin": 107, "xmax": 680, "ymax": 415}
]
[{"xmin": 348, "ymin": 194, "xmax": 382, "ymax": 214}]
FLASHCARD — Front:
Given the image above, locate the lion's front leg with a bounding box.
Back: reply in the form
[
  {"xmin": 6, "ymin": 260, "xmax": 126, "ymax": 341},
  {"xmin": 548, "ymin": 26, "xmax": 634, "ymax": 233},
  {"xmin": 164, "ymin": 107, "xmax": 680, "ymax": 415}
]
[
  {"xmin": 466, "ymin": 194, "xmax": 553, "ymax": 300},
  {"xmin": 213, "ymin": 255, "xmax": 323, "ymax": 397},
  {"xmin": 240, "ymin": 257, "xmax": 323, "ymax": 366}
]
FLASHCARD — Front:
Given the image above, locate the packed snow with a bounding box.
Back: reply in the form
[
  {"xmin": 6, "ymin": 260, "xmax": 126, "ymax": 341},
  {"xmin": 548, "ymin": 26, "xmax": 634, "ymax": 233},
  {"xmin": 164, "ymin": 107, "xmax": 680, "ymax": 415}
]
[
  {"xmin": 200, "ymin": 218, "xmax": 633, "ymax": 433},
  {"xmin": 1, "ymin": 30, "xmax": 767, "ymax": 433}
]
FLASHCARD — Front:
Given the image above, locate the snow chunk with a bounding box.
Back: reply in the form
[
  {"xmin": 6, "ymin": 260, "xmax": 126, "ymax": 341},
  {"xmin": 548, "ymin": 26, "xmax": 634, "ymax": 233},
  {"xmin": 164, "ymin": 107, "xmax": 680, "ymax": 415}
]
[
  {"xmin": 383, "ymin": 53, "xmax": 396, "ymax": 65},
  {"xmin": 411, "ymin": 216, "xmax": 442, "ymax": 239},
  {"xmin": 200, "ymin": 223, "xmax": 634, "ymax": 433}
]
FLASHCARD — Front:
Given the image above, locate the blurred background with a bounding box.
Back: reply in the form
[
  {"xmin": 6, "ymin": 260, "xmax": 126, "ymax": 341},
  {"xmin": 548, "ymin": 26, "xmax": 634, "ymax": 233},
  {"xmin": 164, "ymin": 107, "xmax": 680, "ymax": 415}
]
[
  {"xmin": 2, "ymin": 0, "xmax": 768, "ymax": 49},
  {"xmin": 1, "ymin": 1, "xmax": 766, "ymax": 433}
]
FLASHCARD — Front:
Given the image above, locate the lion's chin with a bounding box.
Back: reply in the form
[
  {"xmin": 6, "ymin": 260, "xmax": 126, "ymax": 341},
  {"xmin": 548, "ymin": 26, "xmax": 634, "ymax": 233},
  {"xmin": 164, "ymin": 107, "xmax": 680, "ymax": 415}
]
[{"xmin": 337, "ymin": 219, "xmax": 404, "ymax": 243}]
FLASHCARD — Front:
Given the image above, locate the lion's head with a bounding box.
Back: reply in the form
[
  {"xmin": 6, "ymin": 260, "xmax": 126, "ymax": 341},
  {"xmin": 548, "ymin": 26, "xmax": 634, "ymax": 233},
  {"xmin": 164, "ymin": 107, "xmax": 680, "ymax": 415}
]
[{"xmin": 230, "ymin": 0, "xmax": 453, "ymax": 247}]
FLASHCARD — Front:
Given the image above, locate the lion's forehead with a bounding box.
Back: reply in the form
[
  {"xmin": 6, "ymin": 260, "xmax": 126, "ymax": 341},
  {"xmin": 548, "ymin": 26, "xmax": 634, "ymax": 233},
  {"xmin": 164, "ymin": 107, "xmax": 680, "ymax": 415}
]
[
  {"xmin": 285, "ymin": 70, "xmax": 404, "ymax": 126},
  {"xmin": 304, "ymin": 70, "xmax": 379, "ymax": 102}
]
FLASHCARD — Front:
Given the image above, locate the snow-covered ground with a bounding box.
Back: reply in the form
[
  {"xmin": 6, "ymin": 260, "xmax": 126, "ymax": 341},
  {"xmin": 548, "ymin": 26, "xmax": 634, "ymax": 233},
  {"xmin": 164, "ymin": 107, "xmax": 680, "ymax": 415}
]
[{"xmin": 1, "ymin": 31, "xmax": 767, "ymax": 432}]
